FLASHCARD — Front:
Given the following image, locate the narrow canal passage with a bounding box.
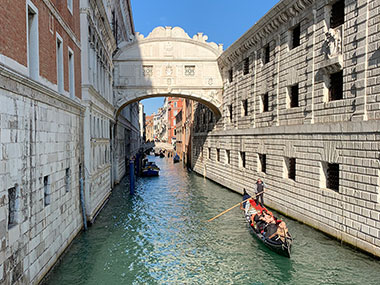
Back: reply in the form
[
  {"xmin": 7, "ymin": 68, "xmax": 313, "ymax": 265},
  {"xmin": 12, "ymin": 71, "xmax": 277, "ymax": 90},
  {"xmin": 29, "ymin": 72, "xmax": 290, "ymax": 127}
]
[{"xmin": 44, "ymin": 156, "xmax": 380, "ymax": 284}]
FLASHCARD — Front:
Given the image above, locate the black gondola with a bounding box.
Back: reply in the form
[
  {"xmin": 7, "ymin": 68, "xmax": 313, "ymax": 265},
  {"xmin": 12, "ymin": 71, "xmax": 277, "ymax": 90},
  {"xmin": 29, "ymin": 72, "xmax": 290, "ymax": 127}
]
[{"xmin": 242, "ymin": 191, "xmax": 292, "ymax": 257}]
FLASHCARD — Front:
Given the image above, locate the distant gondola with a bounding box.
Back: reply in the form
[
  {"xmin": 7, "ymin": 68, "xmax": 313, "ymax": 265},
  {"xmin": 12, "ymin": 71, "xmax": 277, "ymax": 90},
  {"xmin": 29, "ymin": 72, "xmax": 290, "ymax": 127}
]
[
  {"xmin": 142, "ymin": 161, "xmax": 160, "ymax": 176},
  {"xmin": 173, "ymin": 153, "xmax": 180, "ymax": 163},
  {"xmin": 242, "ymin": 191, "xmax": 292, "ymax": 257}
]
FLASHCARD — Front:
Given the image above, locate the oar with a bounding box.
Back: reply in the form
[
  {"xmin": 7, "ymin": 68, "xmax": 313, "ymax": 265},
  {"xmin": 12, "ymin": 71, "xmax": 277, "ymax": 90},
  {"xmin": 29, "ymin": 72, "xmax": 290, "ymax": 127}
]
[{"xmin": 206, "ymin": 190, "xmax": 266, "ymax": 222}]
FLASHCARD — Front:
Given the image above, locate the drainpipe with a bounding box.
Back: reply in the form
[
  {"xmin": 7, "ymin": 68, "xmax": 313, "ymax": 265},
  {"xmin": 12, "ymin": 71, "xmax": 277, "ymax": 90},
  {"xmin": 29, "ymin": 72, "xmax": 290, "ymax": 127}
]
[{"xmin": 79, "ymin": 176, "xmax": 87, "ymax": 231}]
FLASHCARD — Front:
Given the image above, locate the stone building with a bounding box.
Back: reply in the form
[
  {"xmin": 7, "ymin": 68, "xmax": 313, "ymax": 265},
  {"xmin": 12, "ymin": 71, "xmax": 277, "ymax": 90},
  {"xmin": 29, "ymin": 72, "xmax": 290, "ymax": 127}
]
[
  {"xmin": 0, "ymin": 0, "xmax": 83, "ymax": 283},
  {"xmin": 192, "ymin": 0, "xmax": 380, "ymax": 257},
  {"xmin": 145, "ymin": 114, "xmax": 154, "ymax": 142},
  {"xmin": 167, "ymin": 97, "xmax": 183, "ymax": 145}
]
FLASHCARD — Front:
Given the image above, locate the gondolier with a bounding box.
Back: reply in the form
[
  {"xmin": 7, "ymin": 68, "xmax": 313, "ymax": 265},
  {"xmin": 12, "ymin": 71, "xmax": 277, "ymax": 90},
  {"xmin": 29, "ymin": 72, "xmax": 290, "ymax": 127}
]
[{"xmin": 253, "ymin": 178, "xmax": 266, "ymax": 206}]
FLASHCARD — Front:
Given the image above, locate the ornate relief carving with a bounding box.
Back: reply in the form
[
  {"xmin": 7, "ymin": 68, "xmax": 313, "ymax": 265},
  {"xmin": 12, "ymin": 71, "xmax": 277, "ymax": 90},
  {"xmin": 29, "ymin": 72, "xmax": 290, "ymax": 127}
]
[
  {"xmin": 323, "ymin": 27, "xmax": 342, "ymax": 59},
  {"xmin": 165, "ymin": 65, "xmax": 173, "ymax": 76}
]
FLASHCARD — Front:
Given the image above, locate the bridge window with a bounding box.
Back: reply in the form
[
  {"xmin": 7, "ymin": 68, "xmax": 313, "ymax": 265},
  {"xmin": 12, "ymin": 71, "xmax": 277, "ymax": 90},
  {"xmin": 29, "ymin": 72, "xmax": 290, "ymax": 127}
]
[
  {"xmin": 228, "ymin": 69, "xmax": 233, "ymax": 83},
  {"xmin": 330, "ymin": 0, "xmax": 345, "ymax": 29},
  {"xmin": 185, "ymin": 65, "xmax": 195, "ymax": 76},
  {"xmin": 290, "ymin": 24, "xmax": 301, "ymax": 49},
  {"xmin": 143, "ymin": 65, "xmax": 153, "ymax": 77},
  {"xmin": 243, "ymin": 57, "xmax": 250, "ymax": 75},
  {"xmin": 329, "ymin": 71, "xmax": 343, "ymax": 101},
  {"xmin": 288, "ymin": 84, "xmax": 299, "ymax": 108},
  {"xmin": 259, "ymin": 154, "xmax": 266, "ymax": 173}
]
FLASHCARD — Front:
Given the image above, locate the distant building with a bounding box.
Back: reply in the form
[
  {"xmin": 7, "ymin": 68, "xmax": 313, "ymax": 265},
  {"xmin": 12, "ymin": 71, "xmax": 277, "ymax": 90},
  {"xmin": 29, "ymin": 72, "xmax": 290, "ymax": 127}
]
[
  {"xmin": 145, "ymin": 115, "xmax": 154, "ymax": 142},
  {"xmin": 167, "ymin": 97, "xmax": 183, "ymax": 145}
]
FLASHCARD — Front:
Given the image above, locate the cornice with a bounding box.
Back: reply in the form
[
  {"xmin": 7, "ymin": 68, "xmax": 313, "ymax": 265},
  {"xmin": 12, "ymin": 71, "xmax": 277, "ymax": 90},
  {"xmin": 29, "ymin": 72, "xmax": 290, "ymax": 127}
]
[
  {"xmin": 218, "ymin": 0, "xmax": 314, "ymax": 68},
  {"xmin": 0, "ymin": 65, "xmax": 85, "ymax": 115}
]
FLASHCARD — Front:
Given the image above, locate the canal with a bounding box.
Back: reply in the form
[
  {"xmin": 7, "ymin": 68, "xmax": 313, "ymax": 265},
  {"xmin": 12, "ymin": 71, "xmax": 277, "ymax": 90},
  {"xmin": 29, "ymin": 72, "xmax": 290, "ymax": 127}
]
[{"xmin": 43, "ymin": 156, "xmax": 380, "ymax": 284}]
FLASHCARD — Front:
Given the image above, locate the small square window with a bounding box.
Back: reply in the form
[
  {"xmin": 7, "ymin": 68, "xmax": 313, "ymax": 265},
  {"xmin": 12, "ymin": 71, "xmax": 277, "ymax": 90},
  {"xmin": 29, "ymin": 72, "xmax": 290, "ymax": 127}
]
[
  {"xmin": 329, "ymin": 71, "xmax": 343, "ymax": 101},
  {"xmin": 243, "ymin": 57, "xmax": 250, "ymax": 75},
  {"xmin": 259, "ymin": 154, "xmax": 266, "ymax": 173}
]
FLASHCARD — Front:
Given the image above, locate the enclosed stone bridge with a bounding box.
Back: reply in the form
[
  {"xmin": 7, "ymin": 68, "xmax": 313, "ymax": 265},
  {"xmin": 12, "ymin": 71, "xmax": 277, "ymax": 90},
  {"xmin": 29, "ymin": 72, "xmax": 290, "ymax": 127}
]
[{"xmin": 113, "ymin": 26, "xmax": 224, "ymax": 117}]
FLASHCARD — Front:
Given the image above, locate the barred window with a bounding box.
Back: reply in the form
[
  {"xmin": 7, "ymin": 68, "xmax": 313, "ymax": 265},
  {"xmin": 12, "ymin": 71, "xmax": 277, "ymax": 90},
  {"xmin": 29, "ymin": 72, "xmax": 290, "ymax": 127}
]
[
  {"xmin": 240, "ymin": 152, "xmax": 246, "ymax": 168},
  {"xmin": 259, "ymin": 154, "xmax": 266, "ymax": 173},
  {"xmin": 262, "ymin": 93, "xmax": 269, "ymax": 112},
  {"xmin": 264, "ymin": 44, "xmax": 270, "ymax": 64},
  {"xmin": 228, "ymin": 69, "xmax": 233, "ymax": 83},
  {"xmin": 327, "ymin": 163, "xmax": 339, "ymax": 191},
  {"xmin": 290, "ymin": 84, "xmax": 299, "ymax": 108},
  {"xmin": 330, "ymin": 0, "xmax": 345, "ymax": 29},
  {"xmin": 329, "ymin": 71, "xmax": 343, "ymax": 101},
  {"xmin": 243, "ymin": 57, "xmax": 250, "ymax": 75},
  {"xmin": 226, "ymin": 150, "xmax": 231, "ymax": 164},
  {"xmin": 242, "ymin": 99, "xmax": 248, "ymax": 116},
  {"xmin": 143, "ymin": 65, "xmax": 153, "ymax": 77},
  {"xmin": 291, "ymin": 24, "xmax": 300, "ymax": 49}
]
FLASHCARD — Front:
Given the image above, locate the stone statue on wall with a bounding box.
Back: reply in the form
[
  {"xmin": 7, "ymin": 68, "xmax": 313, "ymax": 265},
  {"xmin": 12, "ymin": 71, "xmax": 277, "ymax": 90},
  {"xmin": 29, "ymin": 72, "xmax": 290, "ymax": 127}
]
[{"xmin": 323, "ymin": 27, "xmax": 342, "ymax": 59}]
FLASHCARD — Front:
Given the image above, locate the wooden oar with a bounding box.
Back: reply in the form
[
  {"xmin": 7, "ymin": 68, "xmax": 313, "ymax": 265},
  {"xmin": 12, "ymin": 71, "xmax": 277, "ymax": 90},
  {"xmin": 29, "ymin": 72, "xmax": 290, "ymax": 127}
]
[{"xmin": 206, "ymin": 190, "xmax": 266, "ymax": 222}]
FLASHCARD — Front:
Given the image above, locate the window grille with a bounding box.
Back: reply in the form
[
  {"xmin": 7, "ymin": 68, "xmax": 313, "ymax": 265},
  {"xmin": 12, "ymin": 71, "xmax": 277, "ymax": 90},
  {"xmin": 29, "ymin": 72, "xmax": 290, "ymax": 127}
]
[
  {"xmin": 292, "ymin": 24, "xmax": 301, "ymax": 49},
  {"xmin": 243, "ymin": 57, "xmax": 250, "ymax": 75},
  {"xmin": 330, "ymin": 0, "xmax": 345, "ymax": 29},
  {"xmin": 329, "ymin": 71, "xmax": 343, "ymax": 101},
  {"xmin": 185, "ymin": 65, "xmax": 195, "ymax": 76},
  {"xmin": 143, "ymin": 65, "xmax": 153, "ymax": 77}
]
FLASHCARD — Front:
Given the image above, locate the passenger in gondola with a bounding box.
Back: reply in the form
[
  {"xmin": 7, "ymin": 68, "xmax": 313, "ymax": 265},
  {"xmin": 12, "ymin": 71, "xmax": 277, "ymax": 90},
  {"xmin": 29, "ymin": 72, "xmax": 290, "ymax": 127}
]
[{"xmin": 268, "ymin": 221, "xmax": 290, "ymax": 242}]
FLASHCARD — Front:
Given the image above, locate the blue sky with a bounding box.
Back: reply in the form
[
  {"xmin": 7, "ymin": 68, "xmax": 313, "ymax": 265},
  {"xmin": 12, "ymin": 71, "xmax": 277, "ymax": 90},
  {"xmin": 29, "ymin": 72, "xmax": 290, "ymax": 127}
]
[{"xmin": 131, "ymin": 0, "xmax": 281, "ymax": 115}]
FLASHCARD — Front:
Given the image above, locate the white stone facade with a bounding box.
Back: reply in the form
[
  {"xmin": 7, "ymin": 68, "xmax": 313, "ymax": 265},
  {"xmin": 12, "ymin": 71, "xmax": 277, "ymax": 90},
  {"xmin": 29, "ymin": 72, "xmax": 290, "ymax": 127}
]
[
  {"xmin": 192, "ymin": 0, "xmax": 380, "ymax": 257},
  {"xmin": 0, "ymin": 65, "xmax": 83, "ymax": 284}
]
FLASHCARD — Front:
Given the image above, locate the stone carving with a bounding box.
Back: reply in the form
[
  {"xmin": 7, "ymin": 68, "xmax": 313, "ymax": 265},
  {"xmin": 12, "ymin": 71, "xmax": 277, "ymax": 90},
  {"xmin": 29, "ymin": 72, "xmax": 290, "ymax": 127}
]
[
  {"xmin": 165, "ymin": 65, "xmax": 173, "ymax": 76},
  {"xmin": 320, "ymin": 141, "xmax": 340, "ymax": 163},
  {"xmin": 323, "ymin": 27, "xmax": 342, "ymax": 59},
  {"xmin": 143, "ymin": 65, "xmax": 153, "ymax": 77},
  {"xmin": 284, "ymin": 141, "xmax": 296, "ymax": 158},
  {"xmin": 208, "ymin": 78, "xmax": 213, "ymax": 86}
]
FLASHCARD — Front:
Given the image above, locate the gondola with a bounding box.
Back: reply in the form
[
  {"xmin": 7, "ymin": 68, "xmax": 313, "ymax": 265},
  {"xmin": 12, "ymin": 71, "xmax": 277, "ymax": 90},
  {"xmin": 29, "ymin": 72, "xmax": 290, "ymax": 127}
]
[{"xmin": 242, "ymin": 190, "xmax": 292, "ymax": 258}]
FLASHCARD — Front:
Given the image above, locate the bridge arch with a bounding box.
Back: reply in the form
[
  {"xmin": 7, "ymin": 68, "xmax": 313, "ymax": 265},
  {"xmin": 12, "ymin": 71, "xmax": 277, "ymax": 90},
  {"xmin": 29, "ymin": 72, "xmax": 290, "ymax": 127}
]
[{"xmin": 113, "ymin": 26, "xmax": 224, "ymax": 117}]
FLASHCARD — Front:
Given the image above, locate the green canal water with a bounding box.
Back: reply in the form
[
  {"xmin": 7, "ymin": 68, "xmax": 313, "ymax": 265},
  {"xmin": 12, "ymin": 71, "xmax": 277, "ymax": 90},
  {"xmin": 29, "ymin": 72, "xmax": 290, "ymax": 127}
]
[{"xmin": 43, "ymin": 156, "xmax": 380, "ymax": 284}]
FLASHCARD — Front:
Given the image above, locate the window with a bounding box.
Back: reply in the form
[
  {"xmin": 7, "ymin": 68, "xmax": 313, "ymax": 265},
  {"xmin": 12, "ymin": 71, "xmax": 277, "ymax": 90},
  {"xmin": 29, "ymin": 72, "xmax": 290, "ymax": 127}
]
[
  {"xmin": 143, "ymin": 65, "xmax": 153, "ymax": 77},
  {"xmin": 65, "ymin": 168, "xmax": 71, "ymax": 192},
  {"xmin": 259, "ymin": 154, "xmax": 266, "ymax": 173},
  {"xmin": 329, "ymin": 71, "xmax": 343, "ymax": 101},
  {"xmin": 284, "ymin": 157, "xmax": 296, "ymax": 181},
  {"xmin": 330, "ymin": 0, "xmax": 344, "ymax": 29},
  {"xmin": 228, "ymin": 69, "xmax": 233, "ymax": 83},
  {"xmin": 264, "ymin": 44, "xmax": 270, "ymax": 64},
  {"xmin": 321, "ymin": 162, "xmax": 339, "ymax": 191},
  {"xmin": 185, "ymin": 65, "xmax": 195, "ymax": 76},
  {"xmin": 209, "ymin": 112, "xmax": 213, "ymax": 123},
  {"xmin": 242, "ymin": 99, "xmax": 248, "ymax": 116},
  {"xmin": 262, "ymin": 93, "xmax": 269, "ymax": 112},
  {"xmin": 289, "ymin": 84, "xmax": 299, "ymax": 108},
  {"xmin": 225, "ymin": 150, "xmax": 230, "ymax": 164},
  {"xmin": 217, "ymin": 149, "xmax": 220, "ymax": 162},
  {"xmin": 291, "ymin": 24, "xmax": 301, "ymax": 49},
  {"xmin": 56, "ymin": 34, "xmax": 64, "ymax": 93},
  {"xmin": 239, "ymin": 152, "xmax": 246, "ymax": 168},
  {"xmin": 229, "ymin": 104, "xmax": 233, "ymax": 122},
  {"xmin": 243, "ymin": 57, "xmax": 250, "ymax": 75},
  {"xmin": 208, "ymin": 148, "xmax": 211, "ymax": 159},
  {"xmin": 27, "ymin": 3, "xmax": 39, "ymax": 80},
  {"xmin": 67, "ymin": 0, "xmax": 73, "ymax": 13},
  {"xmin": 44, "ymin": 175, "xmax": 51, "ymax": 206},
  {"xmin": 8, "ymin": 186, "xmax": 20, "ymax": 229},
  {"xmin": 68, "ymin": 48, "xmax": 75, "ymax": 98}
]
